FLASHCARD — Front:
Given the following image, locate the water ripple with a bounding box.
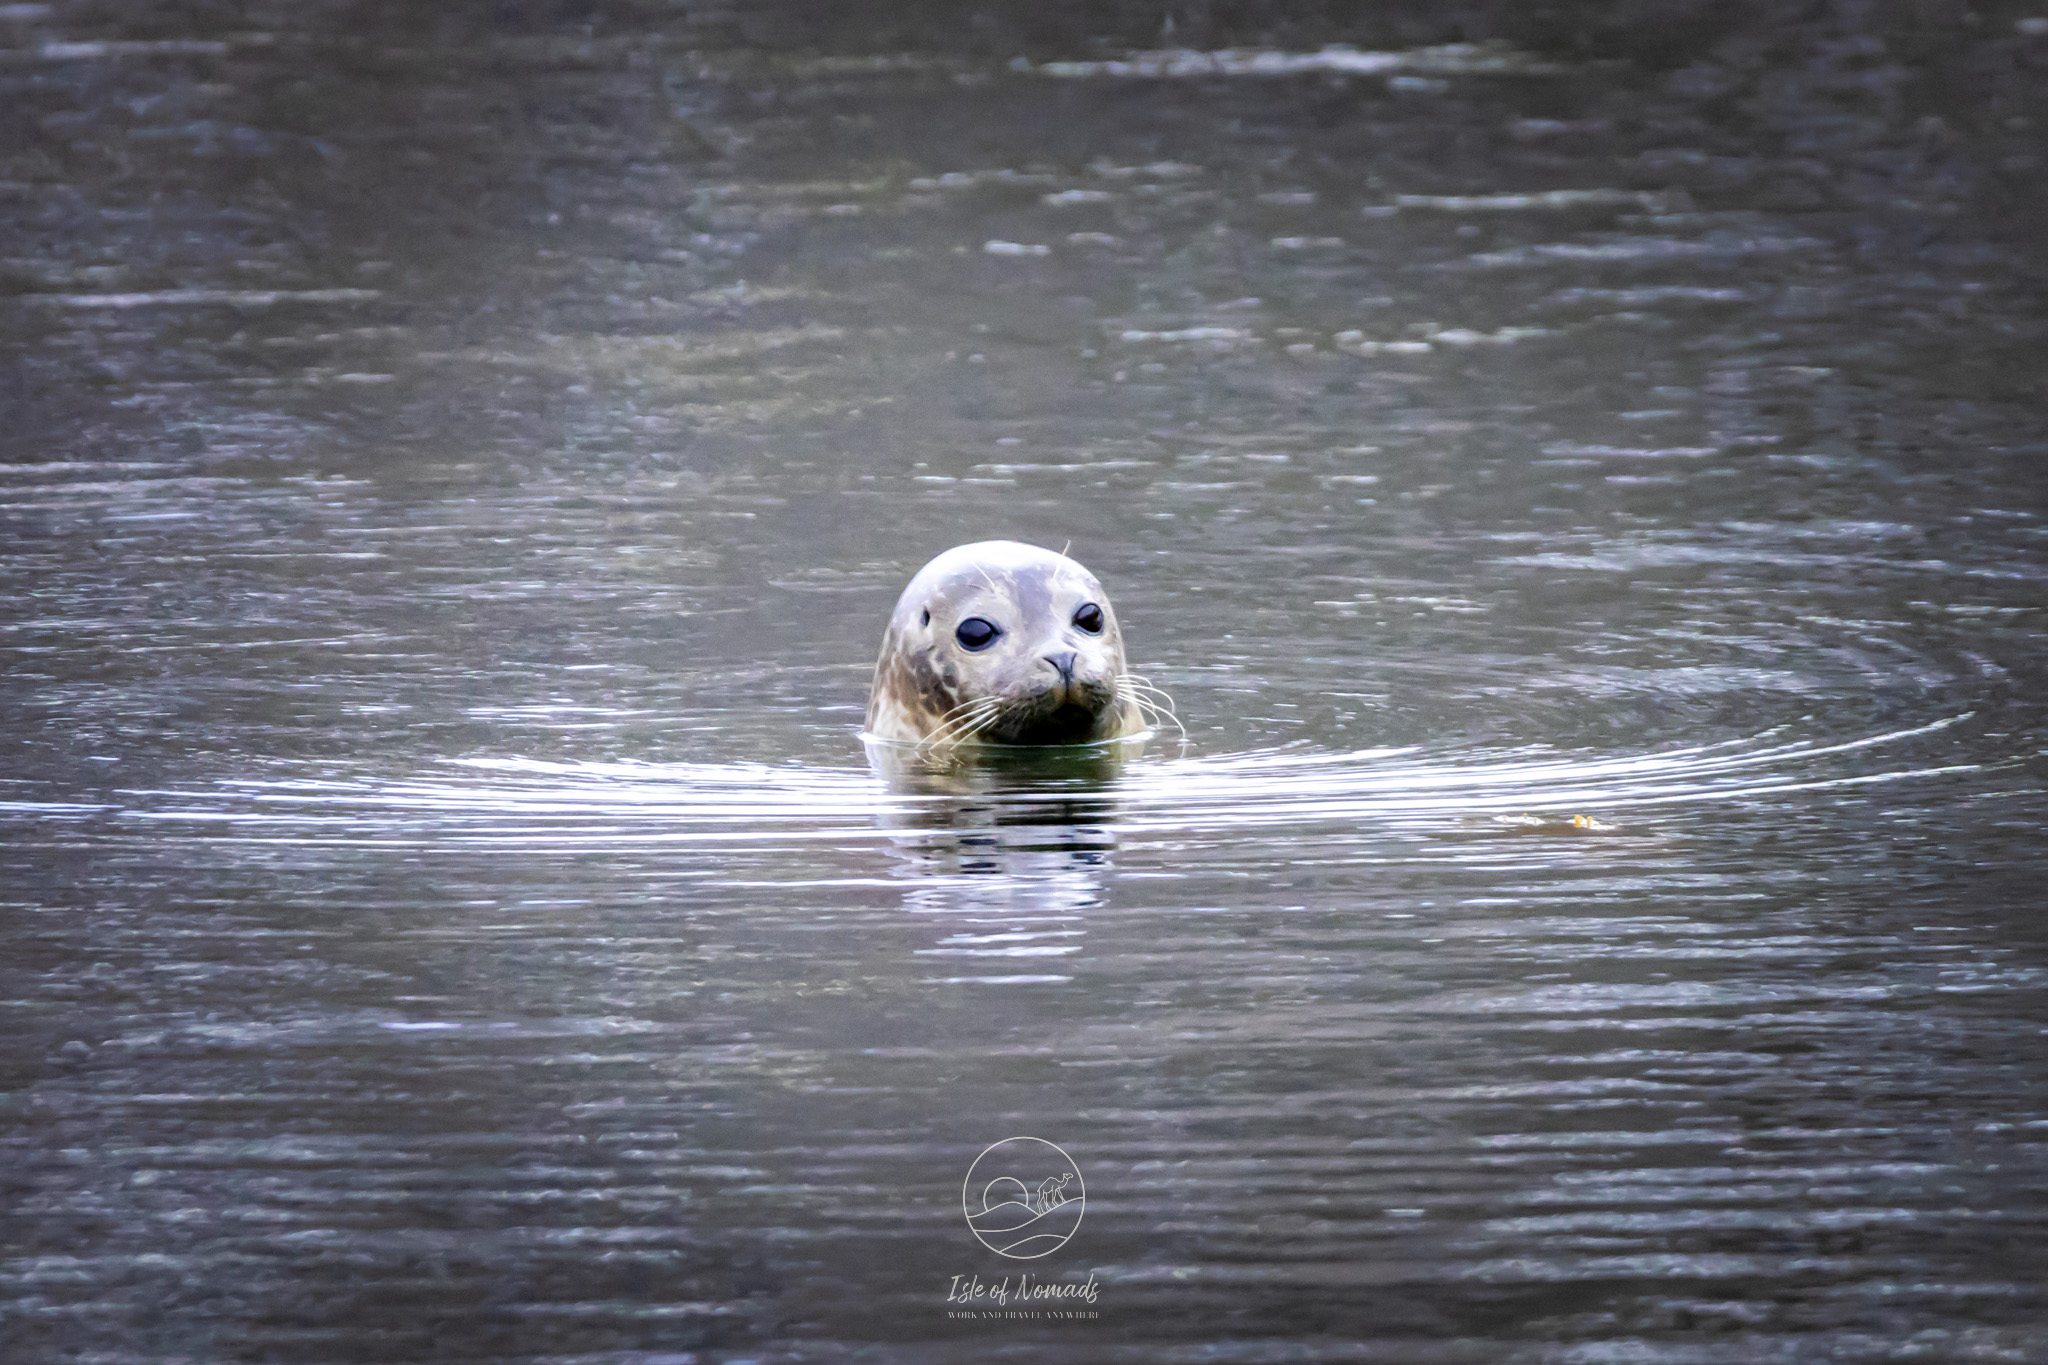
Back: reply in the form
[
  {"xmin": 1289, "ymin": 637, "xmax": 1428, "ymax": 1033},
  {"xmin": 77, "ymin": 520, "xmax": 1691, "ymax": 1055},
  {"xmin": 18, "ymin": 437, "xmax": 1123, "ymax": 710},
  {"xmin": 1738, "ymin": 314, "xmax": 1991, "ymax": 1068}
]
[{"xmin": 97, "ymin": 715, "xmax": 1983, "ymax": 853}]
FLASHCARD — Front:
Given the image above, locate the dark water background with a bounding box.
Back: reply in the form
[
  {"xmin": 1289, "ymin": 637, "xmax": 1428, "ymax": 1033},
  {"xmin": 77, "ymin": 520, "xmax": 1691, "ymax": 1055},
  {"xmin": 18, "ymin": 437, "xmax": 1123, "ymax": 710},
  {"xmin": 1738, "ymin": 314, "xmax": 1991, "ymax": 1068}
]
[{"xmin": 4, "ymin": 1, "xmax": 2048, "ymax": 1360}]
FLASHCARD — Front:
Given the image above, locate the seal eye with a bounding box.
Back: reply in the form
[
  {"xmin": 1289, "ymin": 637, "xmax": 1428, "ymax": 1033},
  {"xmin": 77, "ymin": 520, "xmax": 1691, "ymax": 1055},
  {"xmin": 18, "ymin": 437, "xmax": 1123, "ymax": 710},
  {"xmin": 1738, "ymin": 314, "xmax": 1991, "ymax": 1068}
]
[
  {"xmin": 1072, "ymin": 603, "xmax": 1104, "ymax": 635},
  {"xmin": 954, "ymin": 617, "xmax": 1001, "ymax": 651}
]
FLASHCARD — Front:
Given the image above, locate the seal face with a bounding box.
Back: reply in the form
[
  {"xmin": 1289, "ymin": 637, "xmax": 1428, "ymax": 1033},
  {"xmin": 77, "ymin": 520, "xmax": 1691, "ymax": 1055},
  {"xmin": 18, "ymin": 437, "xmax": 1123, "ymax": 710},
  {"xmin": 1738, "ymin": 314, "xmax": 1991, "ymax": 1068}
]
[{"xmin": 865, "ymin": 541, "xmax": 1144, "ymax": 749}]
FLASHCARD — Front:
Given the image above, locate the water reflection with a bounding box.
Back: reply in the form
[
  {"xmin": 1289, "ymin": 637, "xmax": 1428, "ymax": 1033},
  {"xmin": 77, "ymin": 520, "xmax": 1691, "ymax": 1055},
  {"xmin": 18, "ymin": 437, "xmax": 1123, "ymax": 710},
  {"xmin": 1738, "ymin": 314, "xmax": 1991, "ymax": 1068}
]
[{"xmin": 871, "ymin": 744, "xmax": 1126, "ymax": 983}]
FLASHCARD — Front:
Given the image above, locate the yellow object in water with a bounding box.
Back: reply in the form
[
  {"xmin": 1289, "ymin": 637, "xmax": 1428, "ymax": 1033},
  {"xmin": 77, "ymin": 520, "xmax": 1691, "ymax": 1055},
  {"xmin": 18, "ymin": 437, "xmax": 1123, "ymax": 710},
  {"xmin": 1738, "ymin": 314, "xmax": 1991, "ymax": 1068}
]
[{"xmin": 1497, "ymin": 813, "xmax": 1621, "ymax": 835}]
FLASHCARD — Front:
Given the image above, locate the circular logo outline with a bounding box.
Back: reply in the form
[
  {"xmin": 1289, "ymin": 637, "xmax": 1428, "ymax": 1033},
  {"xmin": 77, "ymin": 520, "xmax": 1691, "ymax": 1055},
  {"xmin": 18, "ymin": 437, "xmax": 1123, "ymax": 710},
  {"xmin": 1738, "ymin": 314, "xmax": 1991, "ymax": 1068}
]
[{"xmin": 961, "ymin": 1136, "xmax": 1085, "ymax": 1260}]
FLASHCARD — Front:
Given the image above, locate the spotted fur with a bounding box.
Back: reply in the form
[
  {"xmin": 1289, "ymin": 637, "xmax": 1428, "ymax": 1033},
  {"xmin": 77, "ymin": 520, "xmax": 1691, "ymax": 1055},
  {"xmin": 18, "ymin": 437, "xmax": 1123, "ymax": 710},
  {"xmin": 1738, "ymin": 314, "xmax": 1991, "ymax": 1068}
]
[{"xmin": 864, "ymin": 541, "xmax": 1144, "ymax": 748}]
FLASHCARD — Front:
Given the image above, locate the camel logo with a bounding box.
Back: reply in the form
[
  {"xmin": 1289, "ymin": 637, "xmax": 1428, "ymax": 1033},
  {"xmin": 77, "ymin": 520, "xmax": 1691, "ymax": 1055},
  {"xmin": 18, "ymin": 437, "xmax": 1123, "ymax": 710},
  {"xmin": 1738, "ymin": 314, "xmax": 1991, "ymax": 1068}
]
[{"xmin": 962, "ymin": 1136, "xmax": 1085, "ymax": 1259}]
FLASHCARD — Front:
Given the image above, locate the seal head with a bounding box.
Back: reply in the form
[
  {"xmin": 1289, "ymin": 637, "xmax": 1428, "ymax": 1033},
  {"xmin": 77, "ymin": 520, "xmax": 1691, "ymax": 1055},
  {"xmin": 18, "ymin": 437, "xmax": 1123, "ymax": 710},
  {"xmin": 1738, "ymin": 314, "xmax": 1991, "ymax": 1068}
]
[{"xmin": 865, "ymin": 540, "xmax": 1143, "ymax": 748}]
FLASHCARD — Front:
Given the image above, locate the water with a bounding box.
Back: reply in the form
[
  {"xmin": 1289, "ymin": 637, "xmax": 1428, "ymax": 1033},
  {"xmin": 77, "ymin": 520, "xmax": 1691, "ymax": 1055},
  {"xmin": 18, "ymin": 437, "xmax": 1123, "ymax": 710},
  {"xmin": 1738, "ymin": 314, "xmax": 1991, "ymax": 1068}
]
[{"xmin": 4, "ymin": 1, "xmax": 2047, "ymax": 1360}]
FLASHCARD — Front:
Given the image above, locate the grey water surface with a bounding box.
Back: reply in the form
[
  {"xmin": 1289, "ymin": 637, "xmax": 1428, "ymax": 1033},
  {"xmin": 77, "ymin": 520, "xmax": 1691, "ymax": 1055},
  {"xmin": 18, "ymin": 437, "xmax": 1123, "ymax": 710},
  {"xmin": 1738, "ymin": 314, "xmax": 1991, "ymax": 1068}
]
[{"xmin": 4, "ymin": 2, "xmax": 2048, "ymax": 1361}]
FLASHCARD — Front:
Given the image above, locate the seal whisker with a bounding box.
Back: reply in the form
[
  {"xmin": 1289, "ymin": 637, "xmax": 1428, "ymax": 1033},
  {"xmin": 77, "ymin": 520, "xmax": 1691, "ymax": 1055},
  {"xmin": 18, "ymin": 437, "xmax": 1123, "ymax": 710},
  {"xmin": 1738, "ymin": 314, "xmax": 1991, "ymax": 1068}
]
[
  {"xmin": 917, "ymin": 716, "xmax": 970, "ymax": 757},
  {"xmin": 1114, "ymin": 690, "xmax": 1153, "ymax": 731},
  {"xmin": 919, "ymin": 697, "xmax": 1003, "ymax": 754},
  {"xmin": 1121, "ymin": 696, "xmax": 1175, "ymax": 744},
  {"xmin": 1119, "ymin": 681, "xmax": 1178, "ymax": 711},
  {"xmin": 1129, "ymin": 695, "xmax": 1183, "ymax": 730},
  {"xmin": 916, "ymin": 708, "xmax": 977, "ymax": 752},
  {"xmin": 922, "ymin": 716, "xmax": 997, "ymax": 759},
  {"xmin": 1116, "ymin": 674, "xmax": 1186, "ymax": 747},
  {"xmin": 1118, "ymin": 672, "xmax": 1175, "ymax": 701},
  {"xmin": 917, "ymin": 714, "xmax": 979, "ymax": 755},
  {"xmin": 926, "ymin": 701, "xmax": 997, "ymax": 747},
  {"xmin": 1115, "ymin": 685, "xmax": 1153, "ymax": 715},
  {"xmin": 929, "ymin": 695, "xmax": 988, "ymax": 728},
  {"xmin": 1115, "ymin": 675, "xmax": 1181, "ymax": 717},
  {"xmin": 1117, "ymin": 680, "xmax": 1177, "ymax": 713}
]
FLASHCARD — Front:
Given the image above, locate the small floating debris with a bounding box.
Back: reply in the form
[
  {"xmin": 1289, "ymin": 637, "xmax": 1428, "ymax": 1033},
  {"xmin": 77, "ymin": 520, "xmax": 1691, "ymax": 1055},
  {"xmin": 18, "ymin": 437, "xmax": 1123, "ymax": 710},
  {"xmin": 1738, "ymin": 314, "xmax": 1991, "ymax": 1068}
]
[
  {"xmin": 984, "ymin": 240, "xmax": 1051, "ymax": 256},
  {"xmin": 1498, "ymin": 813, "xmax": 1622, "ymax": 835}
]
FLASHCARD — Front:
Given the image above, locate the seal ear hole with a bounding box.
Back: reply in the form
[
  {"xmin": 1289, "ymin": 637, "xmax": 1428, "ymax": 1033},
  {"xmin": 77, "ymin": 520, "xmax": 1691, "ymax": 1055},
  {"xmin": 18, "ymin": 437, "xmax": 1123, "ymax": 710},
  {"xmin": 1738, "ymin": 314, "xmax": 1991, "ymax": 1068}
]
[
  {"xmin": 920, "ymin": 608, "xmax": 930, "ymax": 627},
  {"xmin": 955, "ymin": 617, "xmax": 1001, "ymax": 652},
  {"xmin": 1073, "ymin": 603, "xmax": 1105, "ymax": 634}
]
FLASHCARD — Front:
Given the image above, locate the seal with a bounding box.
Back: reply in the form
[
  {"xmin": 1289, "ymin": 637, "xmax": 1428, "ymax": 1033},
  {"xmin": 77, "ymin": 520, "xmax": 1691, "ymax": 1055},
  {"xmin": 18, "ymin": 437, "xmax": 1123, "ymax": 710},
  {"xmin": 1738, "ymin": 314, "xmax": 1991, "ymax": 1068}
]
[{"xmin": 864, "ymin": 540, "xmax": 1163, "ymax": 750}]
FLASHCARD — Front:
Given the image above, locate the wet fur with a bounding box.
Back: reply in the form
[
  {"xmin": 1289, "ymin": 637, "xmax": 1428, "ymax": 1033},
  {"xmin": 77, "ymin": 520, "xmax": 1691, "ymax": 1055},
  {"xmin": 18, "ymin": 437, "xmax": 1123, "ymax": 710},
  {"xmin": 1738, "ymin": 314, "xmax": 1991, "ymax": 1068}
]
[{"xmin": 865, "ymin": 541, "xmax": 1146, "ymax": 749}]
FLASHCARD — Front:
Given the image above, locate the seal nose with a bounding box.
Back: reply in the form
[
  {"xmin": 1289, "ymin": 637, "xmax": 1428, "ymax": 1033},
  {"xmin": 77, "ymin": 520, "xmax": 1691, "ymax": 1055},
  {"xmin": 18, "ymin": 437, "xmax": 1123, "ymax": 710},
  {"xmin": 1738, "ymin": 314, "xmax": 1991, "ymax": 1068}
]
[{"xmin": 1044, "ymin": 651, "xmax": 1078, "ymax": 686}]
